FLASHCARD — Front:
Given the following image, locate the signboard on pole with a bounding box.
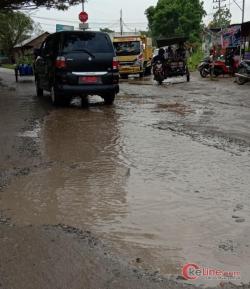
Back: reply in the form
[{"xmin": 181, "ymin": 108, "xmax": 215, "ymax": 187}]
[
  {"xmin": 222, "ymin": 25, "xmax": 241, "ymax": 48},
  {"xmin": 56, "ymin": 24, "xmax": 74, "ymax": 32},
  {"xmin": 79, "ymin": 23, "xmax": 89, "ymax": 30}
]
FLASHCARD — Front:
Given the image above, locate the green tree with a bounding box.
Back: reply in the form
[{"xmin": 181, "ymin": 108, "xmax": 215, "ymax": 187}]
[
  {"xmin": 100, "ymin": 28, "xmax": 115, "ymax": 33},
  {"xmin": 0, "ymin": 11, "xmax": 33, "ymax": 61},
  {"xmin": 139, "ymin": 30, "xmax": 151, "ymax": 37},
  {"xmin": 0, "ymin": 0, "xmax": 82, "ymax": 10},
  {"xmin": 145, "ymin": 0, "xmax": 206, "ymax": 43},
  {"xmin": 209, "ymin": 8, "xmax": 231, "ymax": 29}
]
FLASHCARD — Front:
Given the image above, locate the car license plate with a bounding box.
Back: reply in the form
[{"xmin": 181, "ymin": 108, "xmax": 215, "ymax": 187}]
[{"xmin": 79, "ymin": 76, "xmax": 99, "ymax": 84}]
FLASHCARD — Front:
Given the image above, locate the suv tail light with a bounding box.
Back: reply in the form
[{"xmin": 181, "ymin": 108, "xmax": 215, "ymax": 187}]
[
  {"xmin": 112, "ymin": 57, "xmax": 119, "ymax": 70},
  {"xmin": 55, "ymin": 56, "xmax": 66, "ymax": 69}
]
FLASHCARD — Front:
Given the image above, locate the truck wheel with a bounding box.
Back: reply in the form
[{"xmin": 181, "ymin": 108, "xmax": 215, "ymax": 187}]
[
  {"xmin": 139, "ymin": 72, "xmax": 144, "ymax": 78},
  {"xmin": 145, "ymin": 66, "xmax": 152, "ymax": 75},
  {"xmin": 35, "ymin": 78, "xmax": 43, "ymax": 97},
  {"xmin": 120, "ymin": 75, "xmax": 128, "ymax": 79},
  {"xmin": 103, "ymin": 93, "xmax": 115, "ymax": 105}
]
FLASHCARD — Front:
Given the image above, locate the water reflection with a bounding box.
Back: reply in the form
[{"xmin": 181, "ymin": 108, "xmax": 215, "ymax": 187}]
[{"xmin": 2, "ymin": 106, "xmax": 129, "ymax": 229}]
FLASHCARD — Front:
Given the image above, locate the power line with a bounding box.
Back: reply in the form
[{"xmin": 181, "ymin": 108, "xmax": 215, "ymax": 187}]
[
  {"xmin": 32, "ymin": 15, "xmax": 119, "ymax": 24},
  {"xmin": 32, "ymin": 15, "xmax": 148, "ymax": 26},
  {"xmin": 228, "ymin": 0, "xmax": 245, "ymax": 23},
  {"xmin": 123, "ymin": 22, "xmax": 135, "ymax": 32},
  {"xmin": 231, "ymin": 0, "xmax": 242, "ymax": 10}
]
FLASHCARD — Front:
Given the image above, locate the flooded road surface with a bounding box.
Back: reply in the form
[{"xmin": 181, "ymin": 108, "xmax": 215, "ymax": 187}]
[{"xmin": 1, "ymin": 69, "xmax": 250, "ymax": 287}]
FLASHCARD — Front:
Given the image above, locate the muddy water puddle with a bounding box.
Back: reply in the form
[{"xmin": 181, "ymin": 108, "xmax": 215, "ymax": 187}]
[{"xmin": 2, "ymin": 94, "xmax": 250, "ymax": 285}]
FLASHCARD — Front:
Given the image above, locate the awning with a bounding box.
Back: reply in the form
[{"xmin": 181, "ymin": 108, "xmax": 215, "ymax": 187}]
[
  {"xmin": 241, "ymin": 21, "xmax": 250, "ymax": 37},
  {"xmin": 156, "ymin": 37, "xmax": 188, "ymax": 48}
]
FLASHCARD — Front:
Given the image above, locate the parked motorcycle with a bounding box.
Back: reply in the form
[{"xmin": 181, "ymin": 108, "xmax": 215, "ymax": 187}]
[
  {"xmin": 199, "ymin": 57, "xmax": 236, "ymax": 78},
  {"xmin": 153, "ymin": 60, "xmax": 165, "ymax": 85},
  {"xmin": 198, "ymin": 57, "xmax": 210, "ymax": 78},
  {"xmin": 235, "ymin": 59, "xmax": 250, "ymax": 85},
  {"xmin": 213, "ymin": 60, "xmax": 234, "ymax": 77}
]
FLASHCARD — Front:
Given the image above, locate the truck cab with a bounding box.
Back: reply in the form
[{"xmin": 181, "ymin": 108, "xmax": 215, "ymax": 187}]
[{"xmin": 112, "ymin": 35, "xmax": 153, "ymax": 78}]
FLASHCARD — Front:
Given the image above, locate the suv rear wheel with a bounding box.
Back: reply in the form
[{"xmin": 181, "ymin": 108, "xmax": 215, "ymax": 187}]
[
  {"xmin": 51, "ymin": 86, "xmax": 60, "ymax": 106},
  {"xmin": 51, "ymin": 87, "xmax": 70, "ymax": 106},
  {"xmin": 103, "ymin": 93, "xmax": 115, "ymax": 105},
  {"xmin": 81, "ymin": 96, "xmax": 89, "ymax": 107},
  {"xmin": 35, "ymin": 78, "xmax": 43, "ymax": 97}
]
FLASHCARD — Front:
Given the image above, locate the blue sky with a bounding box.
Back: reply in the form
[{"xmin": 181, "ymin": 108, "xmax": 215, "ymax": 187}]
[{"xmin": 30, "ymin": 0, "xmax": 250, "ymax": 33}]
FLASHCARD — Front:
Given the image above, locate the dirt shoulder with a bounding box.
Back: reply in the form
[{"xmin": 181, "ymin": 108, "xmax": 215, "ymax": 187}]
[{"xmin": 0, "ymin": 219, "xmax": 246, "ymax": 289}]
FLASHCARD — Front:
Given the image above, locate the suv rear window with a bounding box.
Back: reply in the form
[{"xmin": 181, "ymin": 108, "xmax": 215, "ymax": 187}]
[{"xmin": 62, "ymin": 33, "xmax": 113, "ymax": 53}]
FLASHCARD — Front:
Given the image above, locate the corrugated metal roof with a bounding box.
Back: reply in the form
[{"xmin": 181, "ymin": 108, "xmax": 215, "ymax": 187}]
[{"xmin": 14, "ymin": 32, "xmax": 49, "ymax": 48}]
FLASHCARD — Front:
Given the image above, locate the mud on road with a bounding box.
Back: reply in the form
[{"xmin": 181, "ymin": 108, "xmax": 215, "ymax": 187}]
[{"xmin": 0, "ymin": 68, "xmax": 250, "ymax": 289}]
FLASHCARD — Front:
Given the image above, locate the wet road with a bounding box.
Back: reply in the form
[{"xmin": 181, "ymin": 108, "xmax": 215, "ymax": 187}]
[{"xmin": 1, "ymin": 67, "xmax": 250, "ymax": 287}]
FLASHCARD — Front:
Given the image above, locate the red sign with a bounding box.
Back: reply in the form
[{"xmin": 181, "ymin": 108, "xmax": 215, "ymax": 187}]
[{"xmin": 79, "ymin": 11, "xmax": 88, "ymax": 23}]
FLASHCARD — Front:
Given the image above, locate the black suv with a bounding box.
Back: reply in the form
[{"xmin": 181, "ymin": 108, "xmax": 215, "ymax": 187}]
[{"xmin": 34, "ymin": 31, "xmax": 119, "ymax": 105}]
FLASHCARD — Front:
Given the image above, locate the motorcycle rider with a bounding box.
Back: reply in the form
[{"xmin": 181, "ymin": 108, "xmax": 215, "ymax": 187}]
[
  {"xmin": 153, "ymin": 48, "xmax": 165, "ymax": 82},
  {"xmin": 153, "ymin": 48, "xmax": 166, "ymax": 73},
  {"xmin": 153, "ymin": 48, "xmax": 165, "ymax": 64}
]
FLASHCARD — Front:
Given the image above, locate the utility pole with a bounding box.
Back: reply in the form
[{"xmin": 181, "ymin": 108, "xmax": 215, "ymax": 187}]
[
  {"xmin": 213, "ymin": 0, "xmax": 227, "ymax": 46},
  {"xmin": 241, "ymin": 0, "xmax": 245, "ymax": 59},
  {"xmin": 120, "ymin": 9, "xmax": 123, "ymax": 35},
  {"xmin": 242, "ymin": 0, "xmax": 245, "ymax": 23},
  {"xmin": 79, "ymin": 0, "xmax": 88, "ymax": 31},
  {"xmin": 213, "ymin": 0, "xmax": 227, "ymax": 23}
]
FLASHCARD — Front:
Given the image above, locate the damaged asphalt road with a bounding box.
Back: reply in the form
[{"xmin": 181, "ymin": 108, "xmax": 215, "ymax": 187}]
[{"xmin": 0, "ymin": 67, "xmax": 250, "ymax": 289}]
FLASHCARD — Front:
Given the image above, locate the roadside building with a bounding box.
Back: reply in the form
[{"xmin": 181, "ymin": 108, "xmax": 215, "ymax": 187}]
[
  {"xmin": 202, "ymin": 24, "xmax": 241, "ymax": 55},
  {"xmin": 13, "ymin": 32, "xmax": 49, "ymax": 62},
  {"xmin": 202, "ymin": 27, "xmax": 221, "ymax": 55},
  {"xmin": 241, "ymin": 21, "xmax": 250, "ymax": 59},
  {"xmin": 0, "ymin": 43, "xmax": 8, "ymax": 64}
]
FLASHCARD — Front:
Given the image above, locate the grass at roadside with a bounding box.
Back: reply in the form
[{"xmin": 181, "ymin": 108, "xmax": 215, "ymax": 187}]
[
  {"xmin": 188, "ymin": 49, "xmax": 204, "ymax": 72},
  {"xmin": 1, "ymin": 64, "xmax": 15, "ymax": 70}
]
